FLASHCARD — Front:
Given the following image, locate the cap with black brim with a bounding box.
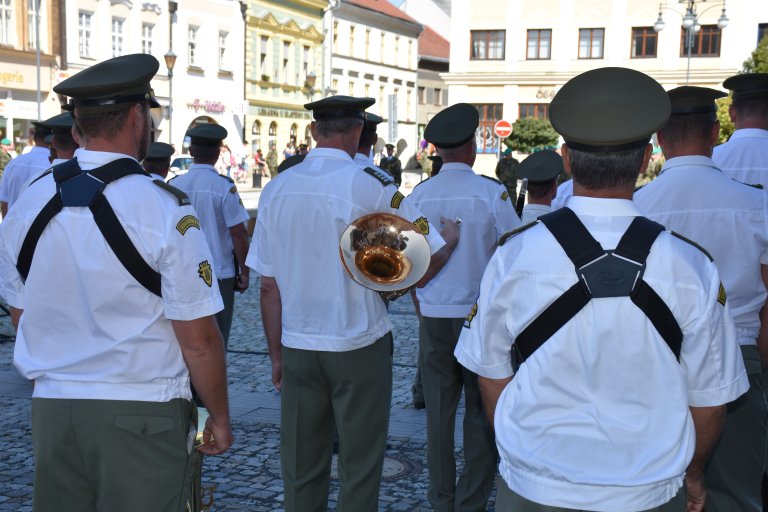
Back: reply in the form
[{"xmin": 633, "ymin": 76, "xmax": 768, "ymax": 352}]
[
  {"xmin": 53, "ymin": 54, "xmax": 161, "ymax": 115},
  {"xmin": 40, "ymin": 112, "xmax": 75, "ymax": 130},
  {"xmin": 144, "ymin": 142, "xmax": 175, "ymax": 160},
  {"xmin": 668, "ymin": 86, "xmax": 726, "ymax": 115},
  {"xmin": 517, "ymin": 150, "xmax": 564, "ymax": 183},
  {"xmin": 549, "ymin": 67, "xmax": 670, "ymax": 153},
  {"xmin": 304, "ymin": 95, "xmax": 375, "ymax": 121},
  {"xmin": 424, "ymin": 103, "xmax": 479, "ymax": 149},
  {"xmin": 723, "ymin": 73, "xmax": 768, "ymax": 100},
  {"xmin": 186, "ymin": 124, "xmax": 228, "ymax": 147},
  {"xmin": 365, "ymin": 112, "xmax": 383, "ymax": 126}
]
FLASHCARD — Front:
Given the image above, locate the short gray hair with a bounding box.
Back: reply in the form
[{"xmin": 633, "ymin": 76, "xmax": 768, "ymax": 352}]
[
  {"xmin": 315, "ymin": 117, "xmax": 363, "ymax": 138},
  {"xmin": 567, "ymin": 145, "xmax": 647, "ymax": 190}
]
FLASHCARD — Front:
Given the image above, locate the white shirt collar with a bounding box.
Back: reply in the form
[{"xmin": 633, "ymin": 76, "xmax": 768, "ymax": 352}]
[
  {"xmin": 305, "ymin": 147, "xmax": 355, "ymax": 162},
  {"xmin": 438, "ymin": 162, "xmax": 474, "ymax": 173},
  {"xmin": 728, "ymin": 128, "xmax": 768, "ymax": 140},
  {"xmin": 661, "ymin": 155, "xmax": 720, "ymax": 174},
  {"xmin": 73, "ymin": 148, "xmax": 137, "ymax": 168},
  {"xmin": 567, "ymin": 196, "xmax": 641, "ymax": 217},
  {"xmin": 188, "ymin": 163, "xmax": 217, "ymax": 173}
]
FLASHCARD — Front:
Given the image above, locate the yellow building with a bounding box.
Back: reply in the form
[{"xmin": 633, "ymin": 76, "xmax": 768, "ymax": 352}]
[
  {"xmin": 244, "ymin": 0, "xmax": 325, "ymax": 160},
  {"xmin": 0, "ymin": 0, "xmax": 62, "ymax": 148}
]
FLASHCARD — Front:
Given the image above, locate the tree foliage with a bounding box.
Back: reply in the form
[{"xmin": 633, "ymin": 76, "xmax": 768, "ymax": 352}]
[
  {"xmin": 716, "ymin": 95, "xmax": 734, "ymax": 145},
  {"xmin": 742, "ymin": 36, "xmax": 768, "ymax": 73},
  {"xmin": 504, "ymin": 117, "xmax": 560, "ymax": 154}
]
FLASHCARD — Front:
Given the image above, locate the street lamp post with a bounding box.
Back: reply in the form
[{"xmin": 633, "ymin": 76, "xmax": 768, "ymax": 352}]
[
  {"xmin": 164, "ymin": 50, "xmax": 177, "ymax": 147},
  {"xmin": 653, "ymin": 0, "xmax": 729, "ymax": 85}
]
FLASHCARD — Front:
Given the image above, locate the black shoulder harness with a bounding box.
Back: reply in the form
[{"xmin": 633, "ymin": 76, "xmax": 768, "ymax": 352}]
[
  {"xmin": 512, "ymin": 207, "xmax": 682, "ymax": 370},
  {"xmin": 670, "ymin": 231, "xmax": 713, "ymax": 261},
  {"xmin": 364, "ymin": 166, "xmax": 394, "ymax": 186},
  {"xmin": 498, "ymin": 221, "xmax": 538, "ymax": 246},
  {"xmin": 16, "ymin": 158, "xmax": 163, "ymax": 297},
  {"xmin": 153, "ymin": 179, "xmax": 190, "ymax": 206}
]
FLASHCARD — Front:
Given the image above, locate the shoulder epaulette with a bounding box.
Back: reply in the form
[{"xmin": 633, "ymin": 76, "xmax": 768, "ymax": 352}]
[
  {"xmin": 28, "ymin": 167, "xmax": 54, "ymax": 187},
  {"xmin": 412, "ymin": 176, "xmax": 430, "ymax": 189},
  {"xmin": 221, "ymin": 174, "xmax": 235, "ymax": 184},
  {"xmin": 481, "ymin": 175, "xmax": 503, "ymax": 185},
  {"xmin": 498, "ymin": 221, "xmax": 538, "ymax": 246},
  {"xmin": 634, "ymin": 183, "xmax": 647, "ymax": 193},
  {"xmin": 153, "ymin": 179, "xmax": 191, "ymax": 206},
  {"xmin": 364, "ymin": 166, "xmax": 394, "ymax": 186},
  {"xmin": 670, "ymin": 231, "xmax": 714, "ymax": 261}
]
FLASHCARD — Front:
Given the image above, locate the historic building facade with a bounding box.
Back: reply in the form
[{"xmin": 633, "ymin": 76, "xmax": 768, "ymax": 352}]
[
  {"xmin": 445, "ymin": 0, "xmax": 768, "ymax": 173},
  {"xmin": 0, "ymin": 0, "xmax": 62, "ymax": 148}
]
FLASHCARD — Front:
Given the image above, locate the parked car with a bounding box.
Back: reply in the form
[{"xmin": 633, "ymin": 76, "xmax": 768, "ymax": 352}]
[{"xmin": 169, "ymin": 155, "xmax": 194, "ymax": 177}]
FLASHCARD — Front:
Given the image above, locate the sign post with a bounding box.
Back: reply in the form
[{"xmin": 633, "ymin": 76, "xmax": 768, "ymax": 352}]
[{"xmin": 494, "ymin": 120, "xmax": 513, "ymax": 160}]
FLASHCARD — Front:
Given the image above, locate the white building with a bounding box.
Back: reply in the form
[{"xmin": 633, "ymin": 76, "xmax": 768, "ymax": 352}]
[
  {"xmin": 62, "ymin": 0, "xmax": 246, "ymax": 156},
  {"xmin": 444, "ymin": 0, "xmax": 768, "ymax": 174},
  {"xmin": 401, "ymin": 0, "xmax": 450, "ymax": 40},
  {"xmin": 331, "ymin": 0, "xmax": 422, "ymax": 152}
]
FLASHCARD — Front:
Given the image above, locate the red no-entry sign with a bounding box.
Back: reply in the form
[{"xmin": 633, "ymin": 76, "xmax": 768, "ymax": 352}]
[{"xmin": 494, "ymin": 120, "xmax": 513, "ymax": 138}]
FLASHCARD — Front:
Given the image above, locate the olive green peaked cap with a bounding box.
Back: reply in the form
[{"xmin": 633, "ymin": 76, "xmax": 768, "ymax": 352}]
[
  {"xmin": 550, "ymin": 67, "xmax": 670, "ymax": 152},
  {"xmin": 54, "ymin": 54, "xmax": 161, "ymax": 114},
  {"xmin": 144, "ymin": 142, "xmax": 175, "ymax": 160},
  {"xmin": 304, "ymin": 95, "xmax": 375, "ymax": 121},
  {"xmin": 424, "ymin": 103, "xmax": 479, "ymax": 149},
  {"xmin": 186, "ymin": 124, "xmax": 228, "ymax": 146},
  {"xmin": 40, "ymin": 112, "xmax": 75, "ymax": 130},
  {"xmin": 667, "ymin": 86, "xmax": 726, "ymax": 114},
  {"xmin": 517, "ymin": 150, "xmax": 564, "ymax": 183},
  {"xmin": 364, "ymin": 112, "xmax": 384, "ymax": 125},
  {"xmin": 723, "ymin": 73, "xmax": 768, "ymax": 100}
]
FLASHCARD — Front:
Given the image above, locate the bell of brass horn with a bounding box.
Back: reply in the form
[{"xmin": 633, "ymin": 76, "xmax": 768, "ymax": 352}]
[{"xmin": 339, "ymin": 212, "xmax": 431, "ymax": 296}]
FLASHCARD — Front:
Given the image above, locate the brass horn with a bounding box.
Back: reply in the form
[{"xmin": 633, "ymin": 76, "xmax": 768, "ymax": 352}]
[{"xmin": 339, "ymin": 213, "xmax": 431, "ymax": 298}]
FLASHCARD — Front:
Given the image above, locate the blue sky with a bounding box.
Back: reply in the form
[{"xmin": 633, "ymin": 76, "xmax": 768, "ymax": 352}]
[{"xmin": 388, "ymin": 0, "xmax": 406, "ymax": 6}]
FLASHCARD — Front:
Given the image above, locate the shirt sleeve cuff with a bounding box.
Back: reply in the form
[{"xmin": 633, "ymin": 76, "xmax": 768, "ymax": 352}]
[
  {"xmin": 688, "ymin": 368, "xmax": 750, "ymax": 407},
  {"xmin": 164, "ymin": 294, "xmax": 224, "ymax": 321},
  {"xmin": 455, "ymin": 344, "xmax": 514, "ymax": 380}
]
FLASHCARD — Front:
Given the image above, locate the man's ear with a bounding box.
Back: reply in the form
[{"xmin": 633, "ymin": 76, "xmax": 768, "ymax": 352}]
[{"xmin": 561, "ymin": 144, "xmax": 571, "ymax": 173}]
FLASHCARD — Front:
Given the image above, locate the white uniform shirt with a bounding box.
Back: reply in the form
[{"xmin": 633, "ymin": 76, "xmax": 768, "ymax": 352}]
[
  {"xmin": 247, "ymin": 148, "xmax": 445, "ymax": 352},
  {"xmin": 0, "ymin": 146, "xmax": 52, "ymax": 209},
  {"xmin": 520, "ymin": 203, "xmax": 551, "ymax": 224},
  {"xmin": 150, "ymin": 173, "xmax": 165, "ymax": 181},
  {"xmin": 713, "ymin": 129, "xmax": 768, "ymax": 189},
  {"xmin": 455, "ymin": 196, "xmax": 748, "ymax": 511},
  {"xmin": 635, "ymin": 155, "xmax": 768, "ymax": 346},
  {"xmin": 408, "ymin": 163, "xmax": 520, "ymax": 317},
  {"xmin": 354, "ymin": 152, "xmax": 375, "ymax": 168},
  {"xmin": 0, "ymin": 148, "xmax": 223, "ymax": 401},
  {"xmin": 550, "ymin": 179, "xmax": 573, "ymax": 210},
  {"xmin": 169, "ymin": 164, "xmax": 250, "ymax": 279}
]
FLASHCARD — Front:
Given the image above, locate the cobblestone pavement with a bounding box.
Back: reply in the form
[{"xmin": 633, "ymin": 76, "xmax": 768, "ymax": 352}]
[{"xmin": 0, "ymin": 272, "xmax": 497, "ymax": 511}]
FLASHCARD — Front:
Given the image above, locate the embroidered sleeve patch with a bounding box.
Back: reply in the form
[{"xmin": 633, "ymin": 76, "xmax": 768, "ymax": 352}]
[
  {"xmin": 501, "ymin": 191, "xmax": 509, "ymax": 201},
  {"xmin": 176, "ymin": 215, "xmax": 201, "ymax": 235},
  {"xmin": 198, "ymin": 260, "xmax": 213, "ymax": 287},
  {"xmin": 390, "ymin": 191, "xmax": 405, "ymax": 209},
  {"xmin": 718, "ymin": 282, "xmax": 727, "ymax": 306},
  {"xmin": 464, "ymin": 302, "xmax": 478, "ymax": 329},
  {"xmin": 413, "ymin": 216, "xmax": 429, "ymax": 235}
]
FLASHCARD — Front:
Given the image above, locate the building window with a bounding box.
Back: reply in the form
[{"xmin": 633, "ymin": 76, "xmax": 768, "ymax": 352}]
[
  {"xmin": 407, "ymin": 90, "xmax": 412, "ymax": 118},
  {"xmin": 681, "ymin": 25, "xmax": 721, "ymax": 57},
  {"xmin": 283, "ymin": 41, "xmax": 290, "ymax": 83},
  {"xmin": 260, "ymin": 35, "xmax": 269, "ymax": 77},
  {"xmin": 418, "ymin": 86, "xmax": 425, "ymax": 104},
  {"xmin": 631, "ymin": 27, "xmax": 657, "ymax": 58},
  {"xmin": 519, "ymin": 103, "xmax": 550, "ymax": 119},
  {"xmin": 380, "ymin": 32, "xmax": 385, "ymax": 63},
  {"xmin": 332, "ymin": 78, "xmax": 338, "ymax": 93},
  {"xmin": 364, "ymin": 83, "xmax": 370, "ymax": 97},
  {"xmin": 473, "ymin": 104, "xmax": 502, "ymax": 153},
  {"xmin": 27, "ymin": 0, "xmax": 42, "ymax": 50},
  {"xmin": 142, "ymin": 23, "xmax": 154, "ymax": 55},
  {"xmin": 578, "ymin": 28, "xmax": 604, "ymax": 59},
  {"xmin": 269, "ymin": 121, "xmax": 277, "ymax": 147},
  {"xmin": 78, "ymin": 11, "xmax": 92, "ymax": 57},
  {"xmin": 395, "ymin": 36, "xmax": 400, "ymax": 66},
  {"xmin": 349, "ymin": 25, "xmax": 355, "ymax": 56},
  {"xmin": 333, "ymin": 21, "xmax": 338, "ymax": 52},
  {"xmin": 408, "ymin": 39, "xmax": 413, "ymax": 66},
  {"xmin": 0, "ymin": 0, "xmax": 13, "ymax": 46},
  {"xmin": 188, "ymin": 26, "xmax": 199, "ymax": 66},
  {"xmin": 379, "ymin": 86, "xmax": 385, "ymax": 116},
  {"xmin": 112, "ymin": 18, "xmax": 124, "ymax": 57},
  {"xmin": 760, "ymin": 23, "xmax": 768, "ymax": 44},
  {"xmin": 434, "ymin": 88, "xmax": 442, "ymax": 106},
  {"xmin": 218, "ymin": 31, "xmax": 229, "ymax": 70},
  {"xmin": 365, "ymin": 28, "xmax": 370, "ymax": 60},
  {"xmin": 471, "ymin": 30, "xmax": 505, "ymax": 60},
  {"xmin": 526, "ymin": 29, "xmax": 551, "ymax": 60},
  {"xmin": 252, "ymin": 120, "xmax": 261, "ymax": 153},
  {"xmin": 303, "ymin": 45, "xmax": 310, "ymax": 79}
]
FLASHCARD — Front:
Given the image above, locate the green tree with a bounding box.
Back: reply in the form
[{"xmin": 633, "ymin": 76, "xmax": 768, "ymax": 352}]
[
  {"xmin": 716, "ymin": 95, "xmax": 734, "ymax": 144},
  {"xmin": 742, "ymin": 35, "xmax": 768, "ymax": 73},
  {"xmin": 504, "ymin": 117, "xmax": 560, "ymax": 154}
]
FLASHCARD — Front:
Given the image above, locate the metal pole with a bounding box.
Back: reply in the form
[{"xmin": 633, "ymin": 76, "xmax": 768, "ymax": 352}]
[
  {"xmin": 686, "ymin": 26, "xmax": 693, "ymax": 85},
  {"xmin": 35, "ymin": 0, "xmax": 41, "ymax": 121},
  {"xmin": 168, "ymin": 70, "xmax": 173, "ymax": 145}
]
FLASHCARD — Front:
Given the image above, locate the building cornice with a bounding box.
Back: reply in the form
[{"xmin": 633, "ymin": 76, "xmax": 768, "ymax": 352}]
[
  {"xmin": 0, "ymin": 46, "xmax": 57, "ymax": 64},
  {"xmin": 248, "ymin": 11, "xmax": 323, "ymax": 43},
  {"xmin": 332, "ymin": 54, "xmax": 419, "ymax": 76},
  {"xmin": 248, "ymin": 98, "xmax": 314, "ymax": 111},
  {"xmin": 336, "ymin": 2, "xmax": 422, "ymax": 38}
]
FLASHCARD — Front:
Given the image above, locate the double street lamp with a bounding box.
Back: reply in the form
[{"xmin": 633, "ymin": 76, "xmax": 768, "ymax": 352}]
[{"xmin": 653, "ymin": 0, "xmax": 729, "ymax": 85}]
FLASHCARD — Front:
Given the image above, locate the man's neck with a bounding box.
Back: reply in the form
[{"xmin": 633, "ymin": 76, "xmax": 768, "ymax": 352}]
[
  {"xmin": 527, "ymin": 197, "xmax": 552, "ymax": 206},
  {"xmin": 82, "ymin": 139, "xmax": 138, "ymax": 159},
  {"xmin": 193, "ymin": 160, "xmax": 217, "ymax": 166},
  {"xmin": 661, "ymin": 145, "xmax": 712, "ymax": 160},
  {"xmin": 573, "ymin": 183, "xmax": 634, "ymax": 200}
]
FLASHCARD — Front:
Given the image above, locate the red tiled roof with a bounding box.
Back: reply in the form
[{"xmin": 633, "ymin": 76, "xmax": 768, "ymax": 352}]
[
  {"xmin": 345, "ymin": 0, "xmax": 420, "ymax": 25},
  {"xmin": 419, "ymin": 25, "xmax": 449, "ymax": 60}
]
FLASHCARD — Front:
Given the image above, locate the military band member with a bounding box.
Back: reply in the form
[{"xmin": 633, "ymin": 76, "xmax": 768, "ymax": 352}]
[
  {"xmin": 409, "ymin": 103, "xmax": 519, "ymax": 512},
  {"xmin": 713, "ymin": 73, "xmax": 768, "ymax": 189},
  {"xmin": 456, "ymin": 67, "xmax": 748, "ymax": 512},
  {"xmin": 39, "ymin": 112, "xmax": 79, "ymax": 166},
  {"xmin": 170, "ymin": 124, "xmax": 251, "ymax": 348},
  {"xmin": 379, "ymin": 143, "xmax": 403, "ymax": 186},
  {"xmin": 354, "ymin": 112, "xmax": 384, "ymax": 169},
  {"xmin": 0, "ymin": 121, "xmax": 52, "ymax": 217},
  {"xmin": 635, "ymin": 86, "xmax": 768, "ymax": 512},
  {"xmin": 516, "ymin": 150, "xmax": 564, "ymax": 224},
  {"xmin": 143, "ymin": 141, "xmax": 175, "ymax": 181},
  {"xmin": 0, "ymin": 53, "xmax": 232, "ymax": 512},
  {"xmin": 495, "ymin": 148, "xmax": 519, "ymax": 200},
  {"xmin": 247, "ymin": 95, "xmax": 457, "ymax": 512}
]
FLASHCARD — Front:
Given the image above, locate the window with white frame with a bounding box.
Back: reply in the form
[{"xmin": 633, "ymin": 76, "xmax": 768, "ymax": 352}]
[
  {"xmin": 142, "ymin": 23, "xmax": 154, "ymax": 55},
  {"xmin": 188, "ymin": 25, "xmax": 199, "ymax": 66},
  {"xmin": 27, "ymin": 0, "xmax": 44, "ymax": 50},
  {"xmin": 303, "ymin": 45, "xmax": 310, "ymax": 80},
  {"xmin": 112, "ymin": 18, "xmax": 124, "ymax": 57},
  {"xmin": 79, "ymin": 11, "xmax": 92, "ymax": 57},
  {"xmin": 0, "ymin": 0, "xmax": 14, "ymax": 46},
  {"xmin": 218, "ymin": 31, "xmax": 229, "ymax": 71},
  {"xmin": 283, "ymin": 41, "xmax": 290, "ymax": 83},
  {"xmin": 260, "ymin": 35, "xmax": 268, "ymax": 77}
]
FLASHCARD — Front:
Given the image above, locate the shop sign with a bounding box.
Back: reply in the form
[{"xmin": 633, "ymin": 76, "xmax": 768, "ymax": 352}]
[{"xmin": 187, "ymin": 99, "xmax": 226, "ymax": 114}]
